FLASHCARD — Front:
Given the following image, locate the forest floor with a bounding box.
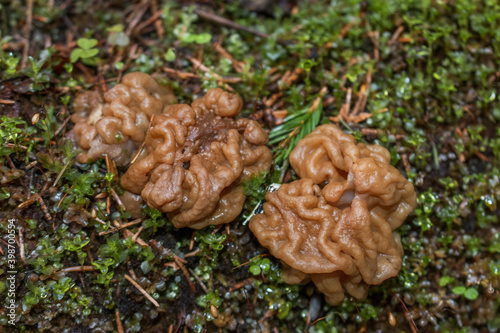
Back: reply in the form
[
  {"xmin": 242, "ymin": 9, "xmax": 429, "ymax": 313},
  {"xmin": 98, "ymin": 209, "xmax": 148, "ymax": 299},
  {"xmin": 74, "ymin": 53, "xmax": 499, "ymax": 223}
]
[{"xmin": 1, "ymin": 0, "xmax": 500, "ymax": 332}]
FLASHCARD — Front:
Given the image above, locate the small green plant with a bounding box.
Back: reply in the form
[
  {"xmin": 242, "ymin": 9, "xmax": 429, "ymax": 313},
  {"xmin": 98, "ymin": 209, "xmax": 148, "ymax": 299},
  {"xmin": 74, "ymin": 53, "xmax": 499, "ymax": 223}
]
[
  {"xmin": 0, "ymin": 188, "xmax": 10, "ymax": 200},
  {"xmin": 19, "ymin": 48, "xmax": 53, "ymax": 91},
  {"xmin": 196, "ymin": 226, "xmax": 227, "ymax": 251},
  {"xmin": 143, "ymin": 207, "xmax": 168, "ymax": 232},
  {"xmin": 26, "ymin": 219, "xmax": 37, "ymax": 230},
  {"xmin": 97, "ymin": 234, "xmax": 128, "ymax": 266},
  {"xmin": 439, "ymin": 275, "xmax": 455, "ymax": 287},
  {"xmin": 194, "ymin": 226, "xmax": 227, "ymax": 275},
  {"xmin": 452, "ymin": 286, "xmax": 479, "ymax": 301},
  {"xmin": 298, "ymin": 59, "xmax": 318, "ymax": 92},
  {"xmin": 0, "ymin": 34, "xmax": 20, "ymax": 76},
  {"xmin": 164, "ymin": 48, "xmax": 176, "ymax": 62},
  {"xmin": 70, "ymin": 38, "xmax": 99, "ymax": 65},
  {"xmin": 52, "ymin": 277, "xmax": 75, "ymax": 301},
  {"xmin": 60, "ymin": 232, "xmax": 90, "ymax": 265},
  {"xmin": 92, "ymin": 257, "xmax": 115, "ymax": 286},
  {"xmin": 463, "ymin": 235, "xmax": 482, "ymax": 257},
  {"xmin": 173, "ymin": 6, "xmax": 212, "ymax": 44},
  {"xmin": 248, "ymin": 256, "xmax": 271, "ymax": 276},
  {"xmin": 196, "ymin": 290, "xmax": 223, "ymax": 320},
  {"xmin": 2, "ymin": 53, "xmax": 19, "ymax": 76},
  {"xmin": 242, "ymin": 172, "xmax": 268, "ymax": 223},
  {"xmin": 0, "ymin": 116, "xmax": 36, "ymax": 161},
  {"xmin": 23, "ymin": 280, "xmax": 46, "ymax": 311},
  {"xmin": 413, "ymin": 189, "xmax": 438, "ymax": 234}
]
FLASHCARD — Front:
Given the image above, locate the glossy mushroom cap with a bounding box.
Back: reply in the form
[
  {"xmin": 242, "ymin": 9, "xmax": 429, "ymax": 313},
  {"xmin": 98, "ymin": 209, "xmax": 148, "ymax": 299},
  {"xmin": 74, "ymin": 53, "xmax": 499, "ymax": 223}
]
[
  {"xmin": 249, "ymin": 124, "xmax": 416, "ymax": 305},
  {"xmin": 120, "ymin": 88, "xmax": 272, "ymax": 229},
  {"xmin": 72, "ymin": 72, "xmax": 177, "ymax": 166}
]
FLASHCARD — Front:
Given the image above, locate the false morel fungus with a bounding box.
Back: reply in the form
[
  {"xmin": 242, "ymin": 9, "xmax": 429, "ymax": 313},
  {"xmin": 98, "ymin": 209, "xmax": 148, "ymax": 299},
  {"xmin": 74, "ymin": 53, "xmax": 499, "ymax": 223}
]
[
  {"xmin": 249, "ymin": 124, "xmax": 416, "ymax": 305},
  {"xmin": 118, "ymin": 87, "xmax": 272, "ymax": 229},
  {"xmin": 72, "ymin": 75, "xmax": 272, "ymax": 229},
  {"xmin": 71, "ymin": 72, "xmax": 177, "ymax": 166}
]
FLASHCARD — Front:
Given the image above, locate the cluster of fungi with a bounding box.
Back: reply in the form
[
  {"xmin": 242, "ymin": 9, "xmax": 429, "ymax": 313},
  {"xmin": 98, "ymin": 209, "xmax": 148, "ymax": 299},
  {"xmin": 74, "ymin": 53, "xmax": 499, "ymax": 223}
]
[
  {"xmin": 71, "ymin": 73, "xmax": 416, "ymax": 305},
  {"xmin": 71, "ymin": 72, "xmax": 272, "ymax": 229},
  {"xmin": 249, "ymin": 125, "xmax": 417, "ymax": 304}
]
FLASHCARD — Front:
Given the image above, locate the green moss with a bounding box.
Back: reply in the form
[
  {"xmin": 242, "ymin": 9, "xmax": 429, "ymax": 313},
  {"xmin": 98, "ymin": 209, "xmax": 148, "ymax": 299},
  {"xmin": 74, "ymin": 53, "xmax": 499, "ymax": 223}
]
[{"xmin": 1, "ymin": 0, "xmax": 500, "ymax": 331}]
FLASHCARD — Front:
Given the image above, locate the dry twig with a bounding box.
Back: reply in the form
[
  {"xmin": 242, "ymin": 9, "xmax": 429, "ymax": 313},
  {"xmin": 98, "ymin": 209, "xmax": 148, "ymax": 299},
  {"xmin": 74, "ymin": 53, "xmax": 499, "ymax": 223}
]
[
  {"xmin": 233, "ymin": 254, "xmax": 270, "ymax": 270},
  {"xmin": 126, "ymin": 0, "xmax": 150, "ymax": 35},
  {"xmin": 392, "ymin": 290, "xmax": 418, "ymax": 333},
  {"xmin": 98, "ymin": 218, "xmax": 143, "ymax": 236},
  {"xmin": 188, "ymin": 267, "xmax": 208, "ymax": 293},
  {"xmin": 60, "ymin": 266, "xmax": 95, "ymax": 273},
  {"xmin": 242, "ymin": 289, "xmax": 262, "ymax": 333},
  {"xmin": 229, "ymin": 278, "xmax": 254, "ymax": 292},
  {"xmin": 116, "ymin": 310, "xmax": 124, "ymax": 333},
  {"xmin": 195, "ymin": 8, "xmax": 269, "ymax": 39},
  {"xmin": 123, "ymin": 229, "xmax": 149, "ymax": 247},
  {"xmin": 132, "ymin": 227, "xmax": 144, "ymax": 242},
  {"xmin": 0, "ymin": 99, "xmax": 15, "ymax": 104},
  {"xmin": 151, "ymin": 0, "xmax": 164, "ymax": 38},
  {"xmin": 17, "ymin": 193, "xmax": 52, "ymax": 221},
  {"xmin": 330, "ymin": 70, "xmax": 378, "ymax": 124},
  {"xmin": 110, "ymin": 189, "xmax": 126, "ymax": 211},
  {"xmin": 187, "ymin": 56, "xmax": 242, "ymax": 86},
  {"xmin": 124, "ymin": 273, "xmax": 160, "ymax": 307},
  {"xmin": 134, "ymin": 8, "xmax": 163, "ymax": 35},
  {"xmin": 105, "ymin": 154, "xmax": 118, "ymax": 177},
  {"xmin": 388, "ymin": 26, "xmax": 405, "ymax": 46},
  {"xmin": 258, "ymin": 308, "xmax": 276, "ymax": 324},
  {"xmin": 214, "ymin": 43, "xmax": 245, "ymax": 73},
  {"xmin": 53, "ymin": 158, "xmax": 72, "ymax": 187},
  {"xmin": 174, "ymin": 255, "xmax": 196, "ymax": 293},
  {"xmin": 163, "ymin": 67, "xmax": 200, "ymax": 79},
  {"xmin": 184, "ymin": 249, "xmax": 201, "ymax": 258}
]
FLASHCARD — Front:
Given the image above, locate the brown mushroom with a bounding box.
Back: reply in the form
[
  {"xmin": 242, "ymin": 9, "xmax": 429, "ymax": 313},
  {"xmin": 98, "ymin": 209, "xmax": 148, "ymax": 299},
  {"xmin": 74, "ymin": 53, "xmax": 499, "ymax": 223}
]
[
  {"xmin": 72, "ymin": 72, "xmax": 176, "ymax": 166},
  {"xmin": 249, "ymin": 124, "xmax": 416, "ymax": 305},
  {"xmin": 120, "ymin": 88, "xmax": 272, "ymax": 229}
]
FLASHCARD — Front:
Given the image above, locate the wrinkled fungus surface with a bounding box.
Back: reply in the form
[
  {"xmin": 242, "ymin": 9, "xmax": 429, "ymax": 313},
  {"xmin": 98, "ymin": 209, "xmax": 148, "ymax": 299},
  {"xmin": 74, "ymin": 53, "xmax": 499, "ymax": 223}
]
[
  {"xmin": 120, "ymin": 88, "xmax": 272, "ymax": 229},
  {"xmin": 250, "ymin": 124, "xmax": 416, "ymax": 305},
  {"xmin": 72, "ymin": 72, "xmax": 176, "ymax": 165}
]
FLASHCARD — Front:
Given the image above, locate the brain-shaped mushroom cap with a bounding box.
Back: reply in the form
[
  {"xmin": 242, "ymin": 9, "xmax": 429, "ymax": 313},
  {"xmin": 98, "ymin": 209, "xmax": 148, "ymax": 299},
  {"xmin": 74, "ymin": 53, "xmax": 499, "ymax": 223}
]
[
  {"xmin": 72, "ymin": 72, "xmax": 176, "ymax": 166},
  {"xmin": 120, "ymin": 88, "xmax": 272, "ymax": 229},
  {"xmin": 249, "ymin": 124, "xmax": 416, "ymax": 305}
]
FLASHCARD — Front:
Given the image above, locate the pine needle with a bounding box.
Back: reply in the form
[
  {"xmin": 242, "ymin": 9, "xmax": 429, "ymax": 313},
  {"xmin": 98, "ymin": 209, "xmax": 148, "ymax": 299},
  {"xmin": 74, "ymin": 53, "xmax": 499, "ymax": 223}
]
[{"xmin": 269, "ymin": 88, "xmax": 325, "ymax": 165}]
